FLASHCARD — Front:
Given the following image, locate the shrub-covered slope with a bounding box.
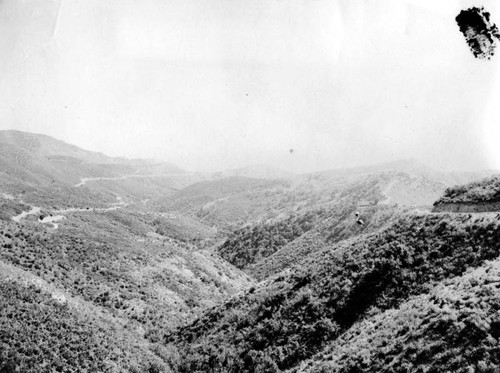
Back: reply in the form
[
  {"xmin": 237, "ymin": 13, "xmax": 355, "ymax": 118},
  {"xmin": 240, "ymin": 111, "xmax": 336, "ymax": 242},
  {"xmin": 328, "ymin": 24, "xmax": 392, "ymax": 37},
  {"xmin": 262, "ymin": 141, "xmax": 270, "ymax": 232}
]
[
  {"xmin": 216, "ymin": 173, "xmax": 418, "ymax": 278},
  {"xmin": 218, "ymin": 209, "xmax": 325, "ymax": 270},
  {"xmin": 165, "ymin": 212, "xmax": 500, "ymax": 372},
  {"xmin": 295, "ymin": 259, "xmax": 500, "ymax": 372},
  {"xmin": 152, "ymin": 214, "xmax": 217, "ymax": 245},
  {"xmin": 434, "ymin": 175, "xmax": 500, "ymax": 210},
  {"xmin": 249, "ymin": 204, "xmax": 406, "ymax": 280},
  {"xmin": 215, "ymin": 176, "xmax": 387, "ymax": 271},
  {"xmin": 0, "ymin": 209, "xmax": 253, "ymax": 371},
  {"xmin": 0, "ymin": 216, "xmax": 252, "ymax": 332},
  {"xmin": 0, "ymin": 280, "xmax": 171, "ymax": 373},
  {"xmin": 154, "ymin": 177, "xmax": 291, "ymax": 230}
]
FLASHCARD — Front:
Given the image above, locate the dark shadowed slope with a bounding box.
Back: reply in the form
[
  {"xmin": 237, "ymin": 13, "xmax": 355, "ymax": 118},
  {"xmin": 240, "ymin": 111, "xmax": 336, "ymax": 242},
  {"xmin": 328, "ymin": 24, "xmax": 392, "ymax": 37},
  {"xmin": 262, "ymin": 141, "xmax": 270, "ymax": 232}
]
[
  {"xmin": 216, "ymin": 168, "xmax": 450, "ymax": 280},
  {"xmin": 165, "ymin": 211, "xmax": 500, "ymax": 372},
  {"xmin": 248, "ymin": 204, "xmax": 406, "ymax": 281},
  {"xmin": 294, "ymin": 258, "xmax": 500, "ymax": 372}
]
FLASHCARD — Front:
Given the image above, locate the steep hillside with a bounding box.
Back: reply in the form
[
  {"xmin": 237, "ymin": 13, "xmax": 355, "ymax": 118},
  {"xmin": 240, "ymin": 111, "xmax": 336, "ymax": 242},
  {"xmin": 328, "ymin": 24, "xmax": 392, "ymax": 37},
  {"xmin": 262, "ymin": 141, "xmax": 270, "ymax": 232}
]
[
  {"xmin": 218, "ymin": 209, "xmax": 325, "ymax": 270},
  {"xmin": 295, "ymin": 258, "xmax": 500, "ymax": 372},
  {"xmin": 153, "ymin": 177, "xmax": 290, "ymax": 230},
  {"xmin": 249, "ymin": 204, "xmax": 406, "ymax": 281},
  {"xmin": 3, "ymin": 132, "xmax": 497, "ymax": 372},
  {"xmin": 0, "ymin": 207, "xmax": 253, "ymax": 371},
  {"xmin": 1, "ymin": 214, "xmax": 252, "ymax": 332},
  {"xmin": 0, "ymin": 280, "xmax": 169, "ymax": 373},
  {"xmin": 434, "ymin": 175, "xmax": 500, "ymax": 212},
  {"xmin": 165, "ymin": 212, "xmax": 500, "ymax": 372},
  {"xmin": 0, "ymin": 130, "xmax": 185, "ymax": 196},
  {"xmin": 215, "ymin": 170, "xmax": 439, "ymax": 278},
  {"xmin": 152, "ymin": 214, "xmax": 217, "ymax": 245}
]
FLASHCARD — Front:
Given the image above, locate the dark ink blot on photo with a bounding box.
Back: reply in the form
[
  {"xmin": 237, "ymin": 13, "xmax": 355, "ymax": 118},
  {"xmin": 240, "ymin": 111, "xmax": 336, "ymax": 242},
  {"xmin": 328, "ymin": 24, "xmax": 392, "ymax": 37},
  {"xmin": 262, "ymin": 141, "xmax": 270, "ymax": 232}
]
[{"xmin": 456, "ymin": 7, "xmax": 500, "ymax": 60}]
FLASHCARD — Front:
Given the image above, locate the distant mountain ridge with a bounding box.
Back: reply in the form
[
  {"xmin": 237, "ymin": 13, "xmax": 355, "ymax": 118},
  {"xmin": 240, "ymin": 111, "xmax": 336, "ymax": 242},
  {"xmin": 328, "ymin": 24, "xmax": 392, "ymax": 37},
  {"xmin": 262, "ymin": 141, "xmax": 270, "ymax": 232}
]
[
  {"xmin": 3, "ymin": 130, "xmax": 500, "ymax": 371},
  {"xmin": 0, "ymin": 130, "xmax": 184, "ymax": 189},
  {"xmin": 216, "ymin": 164, "xmax": 294, "ymax": 180},
  {"xmin": 0, "ymin": 130, "xmax": 179, "ymax": 166}
]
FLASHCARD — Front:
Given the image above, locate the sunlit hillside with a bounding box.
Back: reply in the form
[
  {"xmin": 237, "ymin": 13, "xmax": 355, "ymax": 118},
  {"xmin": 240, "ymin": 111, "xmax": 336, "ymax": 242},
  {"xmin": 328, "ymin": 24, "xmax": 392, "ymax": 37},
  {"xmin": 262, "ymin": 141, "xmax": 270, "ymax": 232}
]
[{"xmin": 1, "ymin": 131, "xmax": 499, "ymax": 372}]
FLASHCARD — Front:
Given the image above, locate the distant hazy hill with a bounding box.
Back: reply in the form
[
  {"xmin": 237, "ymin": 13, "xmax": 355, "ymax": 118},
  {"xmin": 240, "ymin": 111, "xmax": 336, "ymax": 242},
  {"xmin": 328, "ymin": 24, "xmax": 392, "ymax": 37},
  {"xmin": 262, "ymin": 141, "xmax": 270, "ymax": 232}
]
[
  {"xmin": 151, "ymin": 177, "xmax": 289, "ymax": 230},
  {"xmin": 151, "ymin": 160, "xmax": 452, "ymax": 232},
  {"xmin": 307, "ymin": 159, "xmax": 490, "ymax": 196},
  {"xmin": 216, "ymin": 164, "xmax": 294, "ymax": 180},
  {"xmin": 310, "ymin": 159, "xmax": 435, "ymax": 177},
  {"xmin": 0, "ymin": 130, "xmax": 196, "ymax": 207},
  {"xmin": 0, "ymin": 130, "xmax": 183, "ymax": 187}
]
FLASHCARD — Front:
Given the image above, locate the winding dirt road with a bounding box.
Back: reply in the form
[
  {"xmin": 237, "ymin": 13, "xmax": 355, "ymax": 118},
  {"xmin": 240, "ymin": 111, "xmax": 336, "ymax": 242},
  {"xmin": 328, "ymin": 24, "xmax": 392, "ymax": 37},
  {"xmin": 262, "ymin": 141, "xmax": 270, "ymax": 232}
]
[{"xmin": 9, "ymin": 195, "xmax": 128, "ymax": 230}]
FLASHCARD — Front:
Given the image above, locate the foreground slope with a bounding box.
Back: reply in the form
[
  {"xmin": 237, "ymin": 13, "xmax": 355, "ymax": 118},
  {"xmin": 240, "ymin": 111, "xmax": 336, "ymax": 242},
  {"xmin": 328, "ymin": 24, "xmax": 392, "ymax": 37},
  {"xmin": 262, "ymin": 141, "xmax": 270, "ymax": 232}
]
[
  {"xmin": 165, "ymin": 212, "xmax": 500, "ymax": 372},
  {"xmin": 0, "ymin": 280, "xmax": 169, "ymax": 373},
  {"xmin": 295, "ymin": 258, "xmax": 500, "ymax": 372},
  {"xmin": 0, "ymin": 208, "xmax": 253, "ymax": 372}
]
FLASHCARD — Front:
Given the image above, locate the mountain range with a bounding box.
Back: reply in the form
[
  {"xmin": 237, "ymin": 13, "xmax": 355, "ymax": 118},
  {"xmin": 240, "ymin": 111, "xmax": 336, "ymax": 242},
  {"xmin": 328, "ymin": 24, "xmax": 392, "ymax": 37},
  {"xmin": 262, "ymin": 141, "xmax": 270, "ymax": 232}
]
[{"xmin": 1, "ymin": 130, "xmax": 499, "ymax": 372}]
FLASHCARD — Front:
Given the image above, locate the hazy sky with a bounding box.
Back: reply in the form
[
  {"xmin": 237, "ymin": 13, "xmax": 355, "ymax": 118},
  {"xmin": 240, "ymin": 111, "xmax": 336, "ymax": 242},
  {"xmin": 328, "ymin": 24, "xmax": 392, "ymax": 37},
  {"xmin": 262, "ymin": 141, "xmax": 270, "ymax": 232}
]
[{"xmin": 1, "ymin": 0, "xmax": 500, "ymax": 173}]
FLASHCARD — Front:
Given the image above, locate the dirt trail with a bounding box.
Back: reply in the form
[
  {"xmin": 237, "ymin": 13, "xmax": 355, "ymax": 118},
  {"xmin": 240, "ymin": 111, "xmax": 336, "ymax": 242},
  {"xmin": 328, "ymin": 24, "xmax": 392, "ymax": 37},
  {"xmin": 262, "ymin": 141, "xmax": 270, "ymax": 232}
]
[
  {"xmin": 8, "ymin": 195, "xmax": 128, "ymax": 230},
  {"xmin": 12, "ymin": 206, "xmax": 41, "ymax": 222},
  {"xmin": 74, "ymin": 173, "xmax": 189, "ymax": 187}
]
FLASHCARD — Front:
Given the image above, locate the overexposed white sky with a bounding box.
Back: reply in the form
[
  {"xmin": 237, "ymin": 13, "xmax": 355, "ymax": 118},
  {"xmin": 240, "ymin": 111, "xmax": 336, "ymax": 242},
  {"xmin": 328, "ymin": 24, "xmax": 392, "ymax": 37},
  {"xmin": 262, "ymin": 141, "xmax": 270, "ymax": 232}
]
[{"xmin": 0, "ymin": 0, "xmax": 500, "ymax": 172}]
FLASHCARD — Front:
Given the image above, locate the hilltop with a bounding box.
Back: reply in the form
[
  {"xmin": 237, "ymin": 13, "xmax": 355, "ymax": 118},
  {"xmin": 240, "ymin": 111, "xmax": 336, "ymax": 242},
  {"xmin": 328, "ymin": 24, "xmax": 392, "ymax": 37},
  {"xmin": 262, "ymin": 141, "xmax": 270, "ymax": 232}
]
[
  {"xmin": 0, "ymin": 130, "xmax": 182, "ymax": 185},
  {"xmin": 0, "ymin": 130, "xmax": 194, "ymax": 206},
  {"xmin": 434, "ymin": 175, "xmax": 500, "ymax": 212},
  {"xmin": 215, "ymin": 164, "xmax": 294, "ymax": 180}
]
